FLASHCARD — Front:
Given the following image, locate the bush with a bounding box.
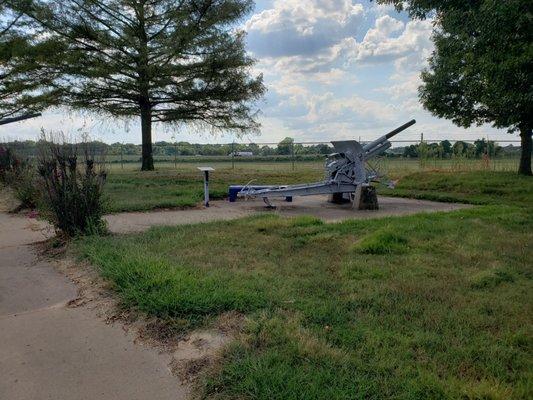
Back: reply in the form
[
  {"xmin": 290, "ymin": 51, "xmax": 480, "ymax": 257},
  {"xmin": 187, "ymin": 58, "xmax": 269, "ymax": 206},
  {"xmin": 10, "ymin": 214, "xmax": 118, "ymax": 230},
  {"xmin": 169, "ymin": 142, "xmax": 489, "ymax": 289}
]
[
  {"xmin": 0, "ymin": 146, "xmax": 20, "ymax": 182},
  {"xmin": 4, "ymin": 163, "xmax": 40, "ymax": 209},
  {"xmin": 37, "ymin": 140, "xmax": 107, "ymax": 237},
  {"xmin": 1, "ymin": 146, "xmax": 40, "ymax": 209}
]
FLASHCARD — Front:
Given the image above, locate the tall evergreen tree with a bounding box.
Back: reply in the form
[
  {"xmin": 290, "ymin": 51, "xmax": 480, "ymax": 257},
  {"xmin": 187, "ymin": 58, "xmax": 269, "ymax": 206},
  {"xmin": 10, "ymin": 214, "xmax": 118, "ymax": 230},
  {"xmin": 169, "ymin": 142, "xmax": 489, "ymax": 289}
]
[
  {"xmin": 5, "ymin": 0, "xmax": 264, "ymax": 170},
  {"xmin": 0, "ymin": 1, "xmax": 59, "ymax": 119},
  {"xmin": 378, "ymin": 0, "xmax": 532, "ymax": 175}
]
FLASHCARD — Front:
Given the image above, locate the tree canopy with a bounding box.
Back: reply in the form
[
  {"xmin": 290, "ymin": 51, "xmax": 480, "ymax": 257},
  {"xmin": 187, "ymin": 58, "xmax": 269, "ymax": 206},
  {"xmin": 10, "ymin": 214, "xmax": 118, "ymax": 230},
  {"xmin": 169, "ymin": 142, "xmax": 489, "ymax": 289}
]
[
  {"xmin": 378, "ymin": 0, "xmax": 532, "ymax": 175},
  {"xmin": 0, "ymin": 1, "xmax": 60, "ymax": 119},
  {"xmin": 3, "ymin": 0, "xmax": 265, "ymax": 170}
]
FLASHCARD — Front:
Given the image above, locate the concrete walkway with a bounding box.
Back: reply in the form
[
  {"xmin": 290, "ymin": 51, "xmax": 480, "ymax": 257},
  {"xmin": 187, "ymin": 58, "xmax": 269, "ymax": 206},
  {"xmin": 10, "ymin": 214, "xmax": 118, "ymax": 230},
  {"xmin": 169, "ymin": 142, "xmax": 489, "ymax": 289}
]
[{"xmin": 0, "ymin": 213, "xmax": 186, "ymax": 400}]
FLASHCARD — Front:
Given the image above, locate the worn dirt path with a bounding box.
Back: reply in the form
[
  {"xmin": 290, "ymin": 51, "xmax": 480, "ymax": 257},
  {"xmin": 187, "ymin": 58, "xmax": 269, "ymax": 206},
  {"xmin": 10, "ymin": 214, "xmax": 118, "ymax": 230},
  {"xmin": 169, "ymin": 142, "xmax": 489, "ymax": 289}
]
[{"xmin": 0, "ymin": 212, "xmax": 187, "ymax": 400}]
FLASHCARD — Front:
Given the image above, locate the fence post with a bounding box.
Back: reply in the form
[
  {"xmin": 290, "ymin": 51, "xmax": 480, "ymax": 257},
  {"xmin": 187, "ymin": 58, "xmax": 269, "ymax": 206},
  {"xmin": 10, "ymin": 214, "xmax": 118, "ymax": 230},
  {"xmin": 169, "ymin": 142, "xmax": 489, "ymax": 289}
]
[
  {"xmin": 120, "ymin": 142, "xmax": 124, "ymax": 169},
  {"xmin": 291, "ymin": 141, "xmax": 295, "ymax": 171},
  {"xmin": 174, "ymin": 143, "xmax": 177, "ymax": 169},
  {"xmin": 420, "ymin": 132, "xmax": 424, "ymax": 169},
  {"xmin": 231, "ymin": 142, "xmax": 235, "ymax": 170}
]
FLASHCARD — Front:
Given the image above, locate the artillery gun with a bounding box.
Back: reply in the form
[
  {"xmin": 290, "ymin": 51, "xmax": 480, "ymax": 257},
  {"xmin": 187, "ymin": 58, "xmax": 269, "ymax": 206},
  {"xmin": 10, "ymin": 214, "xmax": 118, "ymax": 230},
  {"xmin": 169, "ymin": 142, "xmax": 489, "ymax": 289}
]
[{"xmin": 238, "ymin": 119, "xmax": 416, "ymax": 208}]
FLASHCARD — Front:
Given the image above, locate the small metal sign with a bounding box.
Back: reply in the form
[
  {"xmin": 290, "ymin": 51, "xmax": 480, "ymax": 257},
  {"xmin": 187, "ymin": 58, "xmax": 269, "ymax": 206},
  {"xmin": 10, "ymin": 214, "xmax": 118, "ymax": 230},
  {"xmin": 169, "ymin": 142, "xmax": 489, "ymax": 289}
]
[{"xmin": 197, "ymin": 167, "xmax": 215, "ymax": 207}]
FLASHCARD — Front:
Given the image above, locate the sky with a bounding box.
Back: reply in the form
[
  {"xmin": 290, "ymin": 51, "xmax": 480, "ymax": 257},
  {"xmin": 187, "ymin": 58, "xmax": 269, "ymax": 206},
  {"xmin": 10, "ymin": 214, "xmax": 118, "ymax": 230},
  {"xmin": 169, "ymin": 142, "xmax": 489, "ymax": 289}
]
[{"xmin": 2, "ymin": 0, "xmax": 517, "ymax": 145}]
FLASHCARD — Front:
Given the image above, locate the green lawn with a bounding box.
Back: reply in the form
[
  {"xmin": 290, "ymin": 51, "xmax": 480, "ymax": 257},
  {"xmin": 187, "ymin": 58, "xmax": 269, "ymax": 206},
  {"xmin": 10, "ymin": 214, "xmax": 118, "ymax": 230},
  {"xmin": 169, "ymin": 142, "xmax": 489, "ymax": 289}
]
[
  {"xmin": 103, "ymin": 163, "xmax": 323, "ymax": 212},
  {"xmin": 103, "ymin": 160, "xmax": 522, "ymax": 213},
  {"xmin": 381, "ymin": 170, "xmax": 533, "ymax": 207},
  {"xmin": 79, "ymin": 171, "xmax": 532, "ymax": 399}
]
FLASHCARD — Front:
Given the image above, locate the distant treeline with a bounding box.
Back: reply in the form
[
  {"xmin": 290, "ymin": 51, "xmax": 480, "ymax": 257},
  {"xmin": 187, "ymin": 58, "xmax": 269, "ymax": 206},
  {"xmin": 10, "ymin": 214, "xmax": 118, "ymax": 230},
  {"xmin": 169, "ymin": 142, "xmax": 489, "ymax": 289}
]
[
  {"xmin": 398, "ymin": 139, "xmax": 516, "ymax": 158},
  {"xmin": 1, "ymin": 137, "xmax": 520, "ymax": 159}
]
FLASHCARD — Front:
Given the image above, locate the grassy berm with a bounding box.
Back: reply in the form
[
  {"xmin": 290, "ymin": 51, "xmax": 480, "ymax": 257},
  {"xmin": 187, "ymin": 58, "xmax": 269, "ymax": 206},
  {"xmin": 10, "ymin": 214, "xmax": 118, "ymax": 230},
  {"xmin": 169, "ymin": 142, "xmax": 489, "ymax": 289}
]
[{"xmin": 78, "ymin": 171, "xmax": 532, "ymax": 399}]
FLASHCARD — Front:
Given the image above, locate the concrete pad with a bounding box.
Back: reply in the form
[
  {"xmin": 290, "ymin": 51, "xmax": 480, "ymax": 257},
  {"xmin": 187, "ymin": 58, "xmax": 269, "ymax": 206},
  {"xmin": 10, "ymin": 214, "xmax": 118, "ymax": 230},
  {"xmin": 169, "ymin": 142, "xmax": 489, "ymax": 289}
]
[
  {"xmin": 0, "ymin": 306, "xmax": 186, "ymax": 400},
  {"xmin": 0, "ymin": 213, "xmax": 74, "ymax": 316},
  {"xmin": 105, "ymin": 203, "xmax": 252, "ymax": 234},
  {"xmin": 0, "ymin": 213, "xmax": 51, "ymax": 247},
  {"xmin": 105, "ymin": 195, "xmax": 469, "ymax": 234},
  {"xmin": 0, "ymin": 245, "xmax": 77, "ymax": 315},
  {"xmin": 0, "ymin": 212, "xmax": 184, "ymax": 399},
  {"xmin": 248, "ymin": 195, "xmax": 469, "ymax": 222}
]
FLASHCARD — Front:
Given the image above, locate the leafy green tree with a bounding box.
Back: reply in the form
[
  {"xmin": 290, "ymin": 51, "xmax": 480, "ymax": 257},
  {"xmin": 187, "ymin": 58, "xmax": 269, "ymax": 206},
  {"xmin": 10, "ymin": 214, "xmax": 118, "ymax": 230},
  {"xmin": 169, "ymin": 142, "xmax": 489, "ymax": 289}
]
[
  {"xmin": 315, "ymin": 143, "xmax": 332, "ymax": 155},
  {"xmin": 403, "ymin": 144, "xmax": 419, "ymax": 158},
  {"xmin": 440, "ymin": 140, "xmax": 452, "ymax": 157},
  {"xmin": 277, "ymin": 137, "xmax": 294, "ymax": 155},
  {"xmin": 378, "ymin": 0, "xmax": 532, "ymax": 175},
  {"xmin": 474, "ymin": 139, "xmax": 501, "ymax": 157},
  {"xmin": 5, "ymin": 0, "xmax": 265, "ymax": 170},
  {"xmin": 260, "ymin": 145, "xmax": 275, "ymax": 156}
]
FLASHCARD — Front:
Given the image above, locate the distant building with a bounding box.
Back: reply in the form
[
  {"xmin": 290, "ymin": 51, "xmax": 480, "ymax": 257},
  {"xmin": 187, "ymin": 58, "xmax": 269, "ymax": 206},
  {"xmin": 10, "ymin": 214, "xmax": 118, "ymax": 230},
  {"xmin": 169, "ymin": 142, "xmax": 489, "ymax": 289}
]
[{"xmin": 232, "ymin": 151, "xmax": 253, "ymax": 157}]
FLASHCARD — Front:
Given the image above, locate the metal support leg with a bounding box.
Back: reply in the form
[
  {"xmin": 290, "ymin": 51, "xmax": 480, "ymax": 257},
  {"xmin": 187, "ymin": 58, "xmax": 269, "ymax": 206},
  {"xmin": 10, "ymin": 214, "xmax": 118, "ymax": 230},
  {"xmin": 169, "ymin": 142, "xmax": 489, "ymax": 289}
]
[{"xmin": 352, "ymin": 185, "xmax": 362, "ymax": 210}]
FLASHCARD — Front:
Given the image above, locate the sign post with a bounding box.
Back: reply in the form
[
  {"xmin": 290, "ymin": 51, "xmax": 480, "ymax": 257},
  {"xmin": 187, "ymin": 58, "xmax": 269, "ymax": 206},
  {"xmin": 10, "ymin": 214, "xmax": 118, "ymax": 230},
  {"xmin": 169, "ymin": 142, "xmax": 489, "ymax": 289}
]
[{"xmin": 197, "ymin": 167, "xmax": 214, "ymax": 207}]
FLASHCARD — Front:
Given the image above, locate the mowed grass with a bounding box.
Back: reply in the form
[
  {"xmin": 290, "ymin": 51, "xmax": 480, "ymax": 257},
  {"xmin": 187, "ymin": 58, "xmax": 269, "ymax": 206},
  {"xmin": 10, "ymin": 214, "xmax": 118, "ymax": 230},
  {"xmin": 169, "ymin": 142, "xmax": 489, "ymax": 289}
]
[
  {"xmin": 78, "ymin": 171, "xmax": 533, "ymax": 399},
  {"xmin": 103, "ymin": 162, "xmax": 323, "ymax": 212},
  {"xmin": 382, "ymin": 170, "xmax": 533, "ymax": 207}
]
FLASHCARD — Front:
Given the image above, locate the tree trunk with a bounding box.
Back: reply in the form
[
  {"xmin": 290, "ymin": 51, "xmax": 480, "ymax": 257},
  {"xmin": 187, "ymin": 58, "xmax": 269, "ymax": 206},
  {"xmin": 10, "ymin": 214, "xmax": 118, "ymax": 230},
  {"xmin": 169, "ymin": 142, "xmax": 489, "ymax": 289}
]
[
  {"xmin": 519, "ymin": 124, "xmax": 532, "ymax": 176},
  {"xmin": 140, "ymin": 103, "xmax": 154, "ymax": 171}
]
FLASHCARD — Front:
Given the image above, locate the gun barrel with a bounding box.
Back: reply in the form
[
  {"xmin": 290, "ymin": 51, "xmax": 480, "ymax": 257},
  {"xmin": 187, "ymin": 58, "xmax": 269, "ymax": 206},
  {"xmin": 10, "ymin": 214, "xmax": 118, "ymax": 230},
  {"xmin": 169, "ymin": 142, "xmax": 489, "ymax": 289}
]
[
  {"xmin": 384, "ymin": 119, "xmax": 416, "ymax": 140},
  {"xmin": 363, "ymin": 119, "xmax": 416, "ymax": 157},
  {"xmin": 365, "ymin": 141, "xmax": 391, "ymax": 159}
]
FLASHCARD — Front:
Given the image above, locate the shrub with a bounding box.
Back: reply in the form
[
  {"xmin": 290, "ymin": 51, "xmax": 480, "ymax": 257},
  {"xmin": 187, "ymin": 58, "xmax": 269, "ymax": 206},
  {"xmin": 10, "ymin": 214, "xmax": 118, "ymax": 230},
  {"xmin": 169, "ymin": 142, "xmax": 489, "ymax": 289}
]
[
  {"xmin": 37, "ymin": 140, "xmax": 107, "ymax": 237},
  {"xmin": 0, "ymin": 146, "xmax": 20, "ymax": 182},
  {"xmin": 4, "ymin": 163, "xmax": 40, "ymax": 209},
  {"xmin": 1, "ymin": 146, "xmax": 40, "ymax": 209}
]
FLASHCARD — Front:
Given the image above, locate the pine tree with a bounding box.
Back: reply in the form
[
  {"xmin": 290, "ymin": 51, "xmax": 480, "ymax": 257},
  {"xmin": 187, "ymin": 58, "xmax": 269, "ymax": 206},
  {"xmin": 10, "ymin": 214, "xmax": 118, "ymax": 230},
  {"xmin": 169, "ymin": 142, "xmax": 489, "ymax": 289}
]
[
  {"xmin": 5, "ymin": 0, "xmax": 265, "ymax": 170},
  {"xmin": 0, "ymin": 1, "xmax": 60, "ymax": 119}
]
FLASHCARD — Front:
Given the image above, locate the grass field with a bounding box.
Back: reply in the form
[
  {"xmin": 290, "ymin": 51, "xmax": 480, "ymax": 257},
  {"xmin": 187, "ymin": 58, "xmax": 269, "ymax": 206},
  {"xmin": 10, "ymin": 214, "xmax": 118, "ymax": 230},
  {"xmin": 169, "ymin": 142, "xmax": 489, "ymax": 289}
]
[
  {"xmin": 78, "ymin": 171, "xmax": 533, "ymax": 399},
  {"xmin": 102, "ymin": 155, "xmax": 522, "ymax": 174},
  {"xmin": 103, "ymin": 158, "xmax": 523, "ymax": 213},
  {"xmin": 104, "ymin": 162, "xmax": 323, "ymax": 212}
]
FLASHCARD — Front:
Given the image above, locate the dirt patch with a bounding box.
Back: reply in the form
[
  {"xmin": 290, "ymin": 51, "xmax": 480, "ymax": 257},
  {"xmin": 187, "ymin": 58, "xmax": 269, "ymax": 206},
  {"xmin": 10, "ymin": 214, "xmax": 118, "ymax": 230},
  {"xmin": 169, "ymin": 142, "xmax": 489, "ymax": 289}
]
[{"xmin": 172, "ymin": 355, "xmax": 214, "ymax": 384}]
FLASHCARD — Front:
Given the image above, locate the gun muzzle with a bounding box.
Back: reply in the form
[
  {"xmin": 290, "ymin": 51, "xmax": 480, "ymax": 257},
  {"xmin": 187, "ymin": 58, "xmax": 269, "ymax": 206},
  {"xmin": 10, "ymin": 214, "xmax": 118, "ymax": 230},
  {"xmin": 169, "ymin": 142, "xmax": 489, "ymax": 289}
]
[{"xmin": 385, "ymin": 119, "xmax": 416, "ymax": 140}]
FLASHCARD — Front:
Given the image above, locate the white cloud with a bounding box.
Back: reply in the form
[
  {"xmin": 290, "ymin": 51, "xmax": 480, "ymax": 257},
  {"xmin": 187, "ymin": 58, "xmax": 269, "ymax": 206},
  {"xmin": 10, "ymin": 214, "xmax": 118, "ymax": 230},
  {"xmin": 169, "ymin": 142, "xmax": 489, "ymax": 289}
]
[
  {"xmin": 347, "ymin": 17, "xmax": 433, "ymax": 66},
  {"xmin": 306, "ymin": 92, "xmax": 399, "ymax": 123},
  {"xmin": 245, "ymin": 0, "xmax": 364, "ymax": 59},
  {"xmin": 247, "ymin": 3, "xmax": 434, "ymax": 77},
  {"xmin": 376, "ymin": 73, "xmax": 421, "ymax": 99},
  {"xmin": 262, "ymin": 83, "xmax": 400, "ymax": 135}
]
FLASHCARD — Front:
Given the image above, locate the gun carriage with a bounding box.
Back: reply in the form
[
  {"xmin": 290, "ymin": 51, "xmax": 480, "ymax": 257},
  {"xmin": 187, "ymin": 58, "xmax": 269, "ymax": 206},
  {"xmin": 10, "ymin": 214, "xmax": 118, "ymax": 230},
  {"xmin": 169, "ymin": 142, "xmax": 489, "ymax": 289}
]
[{"xmin": 237, "ymin": 119, "xmax": 416, "ymax": 208}]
